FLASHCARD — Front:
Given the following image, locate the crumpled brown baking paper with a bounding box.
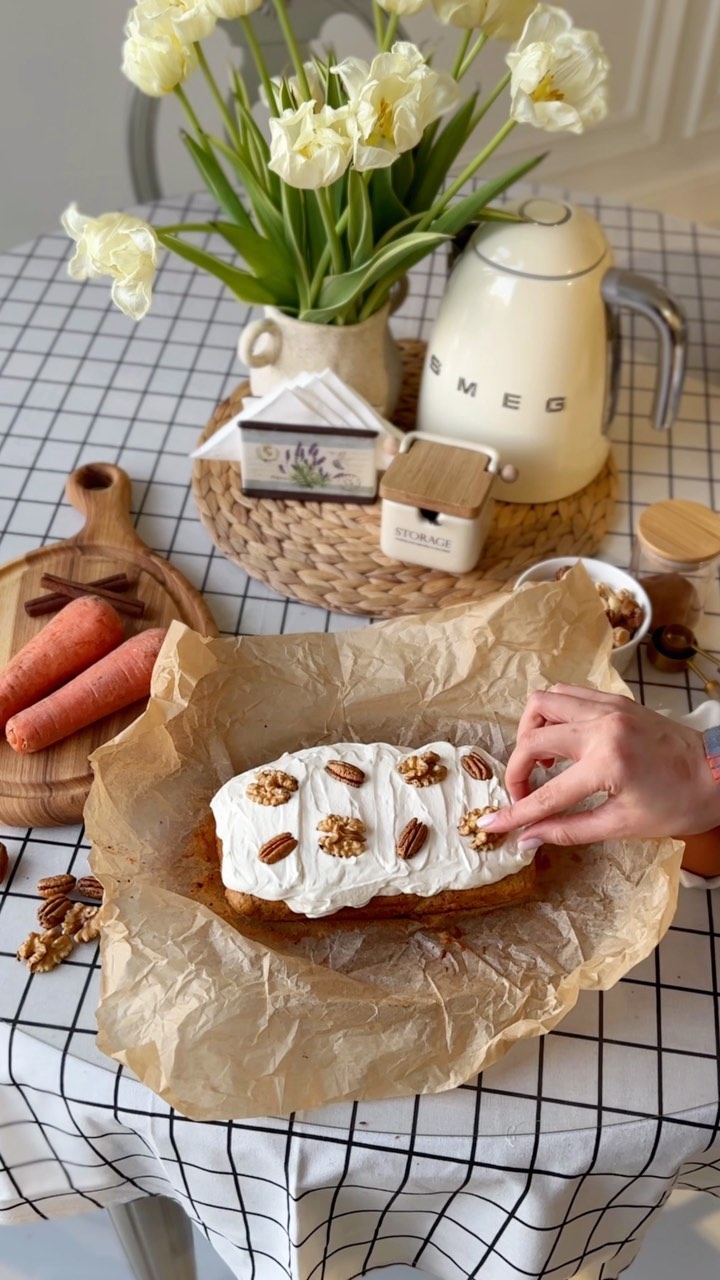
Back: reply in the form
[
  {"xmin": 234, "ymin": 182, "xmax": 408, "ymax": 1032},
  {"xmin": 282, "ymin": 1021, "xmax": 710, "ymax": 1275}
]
[{"xmin": 85, "ymin": 566, "xmax": 681, "ymax": 1120}]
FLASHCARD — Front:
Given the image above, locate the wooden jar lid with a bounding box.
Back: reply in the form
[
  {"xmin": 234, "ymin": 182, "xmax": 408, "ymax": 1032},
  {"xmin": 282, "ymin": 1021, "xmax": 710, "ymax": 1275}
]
[
  {"xmin": 380, "ymin": 439, "xmax": 492, "ymax": 519},
  {"xmin": 637, "ymin": 499, "xmax": 720, "ymax": 565}
]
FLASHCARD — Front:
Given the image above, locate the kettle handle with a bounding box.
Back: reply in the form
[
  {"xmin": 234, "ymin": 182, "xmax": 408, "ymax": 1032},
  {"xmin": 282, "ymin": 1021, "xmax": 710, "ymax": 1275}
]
[{"xmin": 601, "ymin": 268, "xmax": 688, "ymax": 432}]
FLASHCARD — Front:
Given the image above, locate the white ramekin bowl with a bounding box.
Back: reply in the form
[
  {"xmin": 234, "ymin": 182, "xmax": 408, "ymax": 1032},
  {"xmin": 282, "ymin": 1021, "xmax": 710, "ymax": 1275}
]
[{"xmin": 514, "ymin": 556, "xmax": 652, "ymax": 675}]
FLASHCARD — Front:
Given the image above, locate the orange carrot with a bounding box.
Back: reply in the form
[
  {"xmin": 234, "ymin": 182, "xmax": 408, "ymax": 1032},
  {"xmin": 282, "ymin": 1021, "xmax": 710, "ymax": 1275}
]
[
  {"xmin": 5, "ymin": 627, "xmax": 167, "ymax": 754},
  {"xmin": 0, "ymin": 595, "xmax": 124, "ymax": 730}
]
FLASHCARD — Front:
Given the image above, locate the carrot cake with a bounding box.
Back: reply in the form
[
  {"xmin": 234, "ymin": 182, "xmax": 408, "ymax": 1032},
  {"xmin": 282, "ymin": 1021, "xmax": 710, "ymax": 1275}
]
[{"xmin": 212, "ymin": 742, "xmax": 536, "ymax": 922}]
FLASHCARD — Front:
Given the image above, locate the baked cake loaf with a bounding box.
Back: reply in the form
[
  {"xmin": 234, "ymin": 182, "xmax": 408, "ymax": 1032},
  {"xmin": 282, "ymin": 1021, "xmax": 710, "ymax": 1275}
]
[{"xmin": 213, "ymin": 742, "xmax": 537, "ymax": 922}]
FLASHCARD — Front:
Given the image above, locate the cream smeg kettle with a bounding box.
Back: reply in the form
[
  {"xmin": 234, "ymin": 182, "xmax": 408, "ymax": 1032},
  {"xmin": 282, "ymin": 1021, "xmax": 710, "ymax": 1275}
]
[{"xmin": 416, "ymin": 198, "xmax": 688, "ymax": 504}]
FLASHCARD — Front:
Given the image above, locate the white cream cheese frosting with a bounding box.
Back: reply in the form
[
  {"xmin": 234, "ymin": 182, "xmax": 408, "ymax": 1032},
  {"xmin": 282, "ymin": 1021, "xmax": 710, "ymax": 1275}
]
[{"xmin": 213, "ymin": 742, "xmax": 534, "ymax": 918}]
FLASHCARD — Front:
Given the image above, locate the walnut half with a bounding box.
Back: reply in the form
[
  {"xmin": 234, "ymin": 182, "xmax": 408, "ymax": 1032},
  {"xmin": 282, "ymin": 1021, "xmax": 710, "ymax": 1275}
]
[
  {"xmin": 397, "ymin": 751, "xmax": 447, "ymax": 788},
  {"xmin": 458, "ymin": 807, "xmax": 502, "ymax": 851},
  {"xmin": 246, "ymin": 769, "xmax": 298, "ymax": 806},
  {"xmin": 317, "ymin": 814, "xmax": 367, "ymax": 859},
  {"xmin": 17, "ymin": 928, "xmax": 74, "ymax": 973}
]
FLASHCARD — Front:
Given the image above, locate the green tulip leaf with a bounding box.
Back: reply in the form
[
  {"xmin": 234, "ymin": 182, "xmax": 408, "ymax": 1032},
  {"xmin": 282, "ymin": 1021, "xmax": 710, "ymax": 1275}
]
[
  {"xmin": 392, "ymin": 149, "xmax": 416, "ymax": 204},
  {"xmin": 156, "ymin": 232, "xmax": 278, "ymax": 306},
  {"xmin": 280, "ymin": 184, "xmax": 310, "ymax": 310},
  {"xmin": 302, "ymin": 231, "xmax": 446, "ymax": 323},
  {"xmin": 430, "ymin": 153, "xmax": 546, "ymax": 238},
  {"xmin": 370, "ymin": 166, "xmax": 411, "ymax": 241},
  {"xmin": 209, "ymin": 136, "xmax": 287, "ymax": 242},
  {"xmin": 181, "ymin": 133, "xmax": 254, "ymax": 234},
  {"xmin": 408, "ymin": 93, "xmax": 479, "ymax": 212},
  {"xmin": 205, "ymin": 221, "xmax": 294, "ymax": 286},
  {"xmin": 347, "ymin": 170, "xmax": 374, "ymax": 269}
]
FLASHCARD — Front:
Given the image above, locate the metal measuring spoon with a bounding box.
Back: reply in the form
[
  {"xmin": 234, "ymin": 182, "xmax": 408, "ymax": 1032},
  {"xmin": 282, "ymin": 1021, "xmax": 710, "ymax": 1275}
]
[{"xmin": 647, "ymin": 624, "xmax": 720, "ymax": 696}]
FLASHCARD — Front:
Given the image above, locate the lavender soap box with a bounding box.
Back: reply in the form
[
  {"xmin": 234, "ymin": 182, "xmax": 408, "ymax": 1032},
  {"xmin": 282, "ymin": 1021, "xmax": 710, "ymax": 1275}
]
[{"xmin": 240, "ymin": 422, "xmax": 379, "ymax": 503}]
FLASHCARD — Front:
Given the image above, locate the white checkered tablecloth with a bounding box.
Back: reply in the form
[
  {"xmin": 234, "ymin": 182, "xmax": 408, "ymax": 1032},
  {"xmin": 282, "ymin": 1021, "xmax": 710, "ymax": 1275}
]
[{"xmin": 1, "ymin": 191, "xmax": 720, "ymax": 1280}]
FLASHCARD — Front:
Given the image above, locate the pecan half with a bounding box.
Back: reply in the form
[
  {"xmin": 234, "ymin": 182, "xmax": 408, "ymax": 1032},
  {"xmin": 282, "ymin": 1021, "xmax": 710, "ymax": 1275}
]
[
  {"xmin": 458, "ymin": 806, "xmax": 502, "ymax": 851},
  {"xmin": 76, "ymin": 876, "xmax": 104, "ymax": 902},
  {"xmin": 397, "ymin": 751, "xmax": 447, "ymax": 788},
  {"xmin": 37, "ymin": 895, "xmax": 73, "ymax": 929},
  {"xmin": 246, "ymin": 769, "xmax": 298, "ymax": 806},
  {"xmin": 325, "ymin": 760, "xmax": 366, "ymax": 788},
  {"xmin": 37, "ymin": 874, "xmax": 76, "ymax": 899},
  {"xmin": 0, "ymin": 842, "xmax": 8, "ymax": 885},
  {"xmin": 317, "ymin": 814, "xmax": 367, "ymax": 859},
  {"xmin": 396, "ymin": 818, "xmax": 429, "ymax": 860},
  {"xmin": 461, "ymin": 752, "xmax": 493, "ymax": 782},
  {"xmin": 258, "ymin": 833, "xmax": 298, "ymax": 864}
]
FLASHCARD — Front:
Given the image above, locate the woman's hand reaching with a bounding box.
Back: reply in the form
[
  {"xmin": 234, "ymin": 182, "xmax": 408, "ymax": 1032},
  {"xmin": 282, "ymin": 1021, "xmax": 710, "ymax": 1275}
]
[{"xmin": 475, "ymin": 685, "xmax": 720, "ymax": 852}]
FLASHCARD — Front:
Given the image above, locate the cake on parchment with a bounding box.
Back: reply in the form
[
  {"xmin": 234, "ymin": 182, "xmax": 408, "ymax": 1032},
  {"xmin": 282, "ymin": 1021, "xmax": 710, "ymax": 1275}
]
[{"xmin": 212, "ymin": 742, "xmax": 537, "ymax": 922}]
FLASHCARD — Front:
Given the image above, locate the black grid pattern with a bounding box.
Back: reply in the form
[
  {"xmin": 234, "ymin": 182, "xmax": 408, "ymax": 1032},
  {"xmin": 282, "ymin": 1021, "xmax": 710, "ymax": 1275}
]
[{"xmin": 1, "ymin": 191, "xmax": 720, "ymax": 1280}]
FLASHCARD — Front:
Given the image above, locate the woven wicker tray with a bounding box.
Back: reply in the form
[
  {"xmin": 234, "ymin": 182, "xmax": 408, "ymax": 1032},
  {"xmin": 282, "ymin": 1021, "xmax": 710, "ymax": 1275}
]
[{"xmin": 192, "ymin": 339, "xmax": 617, "ymax": 618}]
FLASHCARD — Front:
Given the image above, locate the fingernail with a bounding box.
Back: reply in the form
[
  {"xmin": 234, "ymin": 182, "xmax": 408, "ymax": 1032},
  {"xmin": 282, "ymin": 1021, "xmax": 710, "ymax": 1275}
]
[
  {"xmin": 474, "ymin": 813, "xmax": 499, "ymax": 829},
  {"xmin": 517, "ymin": 838, "xmax": 543, "ymax": 853}
]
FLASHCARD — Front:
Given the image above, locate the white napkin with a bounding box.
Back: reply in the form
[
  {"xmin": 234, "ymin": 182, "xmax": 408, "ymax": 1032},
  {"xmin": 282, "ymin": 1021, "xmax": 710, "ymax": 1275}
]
[{"xmin": 191, "ymin": 370, "xmax": 402, "ymax": 468}]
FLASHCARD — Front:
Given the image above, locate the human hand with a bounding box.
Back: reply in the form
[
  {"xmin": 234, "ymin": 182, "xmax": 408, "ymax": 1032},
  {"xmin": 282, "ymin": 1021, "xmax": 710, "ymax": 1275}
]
[{"xmin": 477, "ymin": 685, "xmax": 720, "ymax": 852}]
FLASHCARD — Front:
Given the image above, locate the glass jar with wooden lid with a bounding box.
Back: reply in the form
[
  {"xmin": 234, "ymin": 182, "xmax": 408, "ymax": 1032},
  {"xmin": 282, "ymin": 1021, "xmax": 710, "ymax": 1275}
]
[{"xmin": 630, "ymin": 499, "xmax": 720, "ymax": 630}]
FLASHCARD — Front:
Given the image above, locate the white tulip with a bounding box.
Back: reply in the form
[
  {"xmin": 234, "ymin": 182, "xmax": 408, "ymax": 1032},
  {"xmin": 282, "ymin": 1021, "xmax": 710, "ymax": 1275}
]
[
  {"xmin": 433, "ymin": 0, "xmax": 538, "ymax": 39},
  {"xmin": 61, "ymin": 205, "xmax": 160, "ymax": 321},
  {"xmin": 268, "ymin": 102, "xmax": 353, "ymax": 190},
  {"xmin": 506, "ymin": 5, "xmax": 609, "ymax": 133},
  {"xmin": 375, "ymin": 0, "xmax": 430, "ymax": 13},
  {"xmin": 126, "ymin": 1, "xmax": 215, "ymax": 46},
  {"xmin": 205, "ymin": 0, "xmax": 264, "ymax": 15},
  {"xmin": 168, "ymin": 0, "xmax": 265, "ymax": 42},
  {"xmin": 261, "ymin": 61, "xmax": 326, "ymax": 109},
  {"xmin": 334, "ymin": 42, "xmax": 460, "ymax": 172},
  {"xmin": 123, "ymin": 2, "xmax": 201, "ymax": 94}
]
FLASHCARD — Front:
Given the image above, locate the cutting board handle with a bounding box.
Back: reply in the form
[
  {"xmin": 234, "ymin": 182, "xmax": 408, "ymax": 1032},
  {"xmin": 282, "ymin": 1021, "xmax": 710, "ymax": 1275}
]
[{"xmin": 66, "ymin": 463, "xmax": 144, "ymax": 551}]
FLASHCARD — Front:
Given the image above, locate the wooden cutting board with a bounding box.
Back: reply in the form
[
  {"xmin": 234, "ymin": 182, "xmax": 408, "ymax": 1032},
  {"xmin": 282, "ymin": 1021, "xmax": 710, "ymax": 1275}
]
[{"xmin": 0, "ymin": 462, "xmax": 217, "ymax": 828}]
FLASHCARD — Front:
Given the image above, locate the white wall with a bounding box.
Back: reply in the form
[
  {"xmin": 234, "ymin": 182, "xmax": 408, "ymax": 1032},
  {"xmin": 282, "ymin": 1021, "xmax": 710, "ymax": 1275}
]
[
  {"xmin": 1, "ymin": 1, "xmax": 134, "ymax": 250},
  {"xmin": 2, "ymin": 1, "xmax": 720, "ymax": 254}
]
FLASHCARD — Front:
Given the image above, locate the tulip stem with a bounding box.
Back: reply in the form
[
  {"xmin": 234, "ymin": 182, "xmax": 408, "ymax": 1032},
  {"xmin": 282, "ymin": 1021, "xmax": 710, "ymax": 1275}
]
[
  {"xmin": 458, "ymin": 31, "xmax": 488, "ymax": 80},
  {"xmin": 315, "ymin": 188, "xmax": 345, "ymax": 282},
  {"xmin": 272, "ymin": 0, "xmax": 311, "ymax": 100},
  {"xmin": 174, "ymin": 85, "xmax": 203, "ymax": 136},
  {"xmin": 470, "ymin": 69, "xmax": 511, "ymax": 130},
  {"xmin": 373, "ymin": 1, "xmax": 385, "ymax": 48},
  {"xmin": 306, "ymin": 206, "xmax": 350, "ymax": 311},
  {"xmin": 241, "ymin": 17, "xmax": 278, "ymax": 115},
  {"xmin": 419, "ymin": 117, "xmax": 517, "ymax": 227},
  {"xmin": 382, "ymin": 14, "xmax": 399, "ymax": 52},
  {"xmin": 195, "ymin": 44, "xmax": 241, "ymax": 149},
  {"xmin": 451, "ymin": 31, "xmax": 472, "ymax": 80}
]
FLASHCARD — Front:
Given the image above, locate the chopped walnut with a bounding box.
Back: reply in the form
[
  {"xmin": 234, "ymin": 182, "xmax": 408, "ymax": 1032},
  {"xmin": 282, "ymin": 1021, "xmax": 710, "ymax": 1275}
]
[
  {"xmin": 246, "ymin": 769, "xmax": 298, "ymax": 806},
  {"xmin": 458, "ymin": 806, "xmax": 502, "ymax": 851},
  {"xmin": 595, "ymin": 582, "xmax": 644, "ymax": 646},
  {"xmin": 317, "ymin": 814, "xmax": 367, "ymax": 859},
  {"xmin": 17, "ymin": 928, "xmax": 74, "ymax": 973},
  {"xmin": 61, "ymin": 903, "xmax": 98, "ymax": 939},
  {"xmin": 73, "ymin": 908, "xmax": 101, "ymax": 945},
  {"xmin": 555, "ymin": 568, "xmax": 644, "ymax": 647},
  {"xmin": 397, "ymin": 751, "xmax": 447, "ymax": 788}
]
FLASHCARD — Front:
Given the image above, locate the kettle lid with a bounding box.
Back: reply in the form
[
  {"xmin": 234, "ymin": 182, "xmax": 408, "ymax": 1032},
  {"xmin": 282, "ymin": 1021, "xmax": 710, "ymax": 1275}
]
[{"xmin": 470, "ymin": 198, "xmax": 609, "ymax": 279}]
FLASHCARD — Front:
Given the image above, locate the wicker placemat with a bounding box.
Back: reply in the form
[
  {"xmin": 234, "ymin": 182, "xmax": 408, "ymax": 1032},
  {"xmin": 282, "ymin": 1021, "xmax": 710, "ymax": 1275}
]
[{"xmin": 192, "ymin": 340, "xmax": 617, "ymax": 618}]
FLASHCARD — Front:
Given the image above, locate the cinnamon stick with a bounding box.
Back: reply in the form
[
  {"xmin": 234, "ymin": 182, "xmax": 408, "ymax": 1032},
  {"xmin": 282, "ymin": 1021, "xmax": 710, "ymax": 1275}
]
[
  {"xmin": 25, "ymin": 573, "xmax": 132, "ymax": 618},
  {"xmin": 39, "ymin": 573, "xmax": 145, "ymax": 618}
]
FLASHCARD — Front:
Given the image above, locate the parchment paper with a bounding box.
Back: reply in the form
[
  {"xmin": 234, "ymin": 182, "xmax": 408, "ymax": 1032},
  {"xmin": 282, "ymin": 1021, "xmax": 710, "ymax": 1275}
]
[{"xmin": 85, "ymin": 566, "xmax": 682, "ymax": 1121}]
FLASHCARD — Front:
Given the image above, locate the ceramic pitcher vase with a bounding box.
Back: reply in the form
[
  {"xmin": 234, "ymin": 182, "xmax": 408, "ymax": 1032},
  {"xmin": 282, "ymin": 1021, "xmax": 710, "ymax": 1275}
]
[{"xmin": 238, "ymin": 287, "xmax": 407, "ymax": 417}]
